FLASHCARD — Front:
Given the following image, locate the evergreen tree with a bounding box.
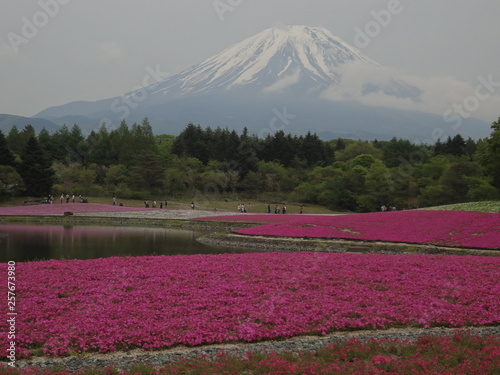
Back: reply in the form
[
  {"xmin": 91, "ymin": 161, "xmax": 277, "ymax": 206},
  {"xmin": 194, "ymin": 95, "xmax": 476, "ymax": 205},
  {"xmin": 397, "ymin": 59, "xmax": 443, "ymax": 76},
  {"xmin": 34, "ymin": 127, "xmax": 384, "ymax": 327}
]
[
  {"xmin": 433, "ymin": 138, "xmax": 444, "ymax": 155},
  {"xmin": 6, "ymin": 125, "xmax": 23, "ymax": 156},
  {"xmin": 301, "ymin": 132, "xmax": 325, "ymax": 166},
  {"xmin": 109, "ymin": 121, "xmax": 130, "ymax": 165},
  {"xmin": 235, "ymin": 127, "xmax": 259, "ymax": 176},
  {"xmin": 66, "ymin": 124, "xmax": 85, "ymax": 163},
  {"xmin": 51, "ymin": 124, "xmax": 71, "ymax": 161},
  {"xmin": 382, "ymin": 137, "xmax": 425, "ymax": 168},
  {"xmin": 130, "ymin": 150, "xmax": 164, "ymax": 190},
  {"xmin": 130, "ymin": 118, "xmax": 157, "ymax": 152},
  {"xmin": 20, "ymin": 125, "xmax": 36, "ymax": 146},
  {"xmin": 37, "ymin": 128, "xmax": 55, "ymax": 161},
  {"xmin": 225, "ymin": 129, "xmax": 241, "ymax": 162},
  {"xmin": 332, "ymin": 138, "xmax": 347, "ymax": 152},
  {"xmin": 19, "ymin": 136, "xmax": 54, "ymax": 197},
  {"xmin": 479, "ymin": 118, "xmax": 500, "ymax": 188},
  {"xmin": 448, "ymin": 134, "xmax": 466, "ymax": 156},
  {"xmin": 211, "ymin": 127, "xmax": 229, "ymax": 161},
  {"xmin": 86, "ymin": 124, "xmax": 111, "ymax": 165},
  {"xmin": 463, "ymin": 137, "xmax": 477, "ymax": 158},
  {"xmin": 0, "ymin": 130, "xmax": 16, "ymax": 167}
]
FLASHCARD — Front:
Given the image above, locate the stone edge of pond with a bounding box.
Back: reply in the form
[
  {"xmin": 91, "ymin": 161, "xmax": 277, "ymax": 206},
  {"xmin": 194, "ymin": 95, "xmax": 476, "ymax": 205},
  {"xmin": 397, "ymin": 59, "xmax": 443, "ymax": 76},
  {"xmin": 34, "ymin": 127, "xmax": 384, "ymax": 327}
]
[
  {"xmin": 0, "ymin": 215, "xmax": 249, "ymax": 231},
  {"xmin": 14, "ymin": 326, "xmax": 500, "ymax": 372},
  {"xmin": 198, "ymin": 233, "xmax": 500, "ymax": 256}
]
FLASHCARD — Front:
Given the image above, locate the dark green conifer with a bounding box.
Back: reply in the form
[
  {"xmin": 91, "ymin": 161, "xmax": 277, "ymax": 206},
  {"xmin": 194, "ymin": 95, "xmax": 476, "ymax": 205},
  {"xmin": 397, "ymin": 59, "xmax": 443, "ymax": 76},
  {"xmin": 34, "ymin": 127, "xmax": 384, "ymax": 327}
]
[
  {"xmin": 19, "ymin": 136, "xmax": 54, "ymax": 197},
  {"xmin": 0, "ymin": 130, "xmax": 16, "ymax": 167}
]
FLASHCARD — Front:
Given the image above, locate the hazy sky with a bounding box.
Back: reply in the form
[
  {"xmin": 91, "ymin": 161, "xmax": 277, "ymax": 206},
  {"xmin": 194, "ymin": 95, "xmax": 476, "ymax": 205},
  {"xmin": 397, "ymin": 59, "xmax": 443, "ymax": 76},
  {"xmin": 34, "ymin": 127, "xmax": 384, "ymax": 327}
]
[{"xmin": 1, "ymin": 0, "xmax": 499, "ymax": 124}]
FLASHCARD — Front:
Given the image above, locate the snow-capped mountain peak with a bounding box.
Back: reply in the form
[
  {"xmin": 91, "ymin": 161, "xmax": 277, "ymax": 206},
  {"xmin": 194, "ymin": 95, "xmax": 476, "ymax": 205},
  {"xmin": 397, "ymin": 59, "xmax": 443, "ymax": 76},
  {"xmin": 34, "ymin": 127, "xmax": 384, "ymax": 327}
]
[
  {"xmin": 36, "ymin": 25, "xmax": 473, "ymax": 143},
  {"xmin": 152, "ymin": 25, "xmax": 378, "ymax": 97}
]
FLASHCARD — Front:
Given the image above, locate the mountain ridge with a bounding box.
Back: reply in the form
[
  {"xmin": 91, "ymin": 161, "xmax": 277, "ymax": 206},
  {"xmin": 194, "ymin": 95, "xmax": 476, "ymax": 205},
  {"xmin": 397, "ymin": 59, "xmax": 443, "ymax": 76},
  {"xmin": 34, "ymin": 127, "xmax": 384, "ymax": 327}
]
[
  {"xmin": 160, "ymin": 25, "xmax": 378, "ymax": 95},
  {"xmin": 33, "ymin": 25, "xmax": 490, "ymax": 140},
  {"xmin": 0, "ymin": 114, "xmax": 60, "ymax": 133}
]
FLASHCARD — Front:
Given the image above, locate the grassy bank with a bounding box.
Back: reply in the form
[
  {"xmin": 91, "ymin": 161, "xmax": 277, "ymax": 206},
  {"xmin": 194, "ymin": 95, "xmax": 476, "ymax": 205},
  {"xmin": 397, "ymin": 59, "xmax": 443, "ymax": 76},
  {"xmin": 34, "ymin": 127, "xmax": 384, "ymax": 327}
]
[{"xmin": 1, "ymin": 196, "xmax": 340, "ymax": 215}]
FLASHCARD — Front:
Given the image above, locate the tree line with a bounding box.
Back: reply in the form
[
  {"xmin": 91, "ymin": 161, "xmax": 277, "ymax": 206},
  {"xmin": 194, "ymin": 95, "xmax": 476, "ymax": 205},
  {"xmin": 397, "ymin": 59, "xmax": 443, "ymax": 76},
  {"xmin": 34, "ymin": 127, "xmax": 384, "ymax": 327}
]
[{"xmin": 1, "ymin": 117, "xmax": 499, "ymax": 212}]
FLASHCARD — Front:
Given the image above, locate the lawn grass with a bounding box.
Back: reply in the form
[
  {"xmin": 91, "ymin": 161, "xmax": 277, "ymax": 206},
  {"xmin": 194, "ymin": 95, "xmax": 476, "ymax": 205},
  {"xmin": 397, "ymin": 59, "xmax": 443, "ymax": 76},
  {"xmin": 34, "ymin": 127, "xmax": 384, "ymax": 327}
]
[
  {"xmin": 3, "ymin": 196, "xmax": 498, "ymax": 214},
  {"xmin": 1, "ymin": 195, "xmax": 340, "ymax": 215},
  {"xmin": 420, "ymin": 201, "xmax": 500, "ymax": 213}
]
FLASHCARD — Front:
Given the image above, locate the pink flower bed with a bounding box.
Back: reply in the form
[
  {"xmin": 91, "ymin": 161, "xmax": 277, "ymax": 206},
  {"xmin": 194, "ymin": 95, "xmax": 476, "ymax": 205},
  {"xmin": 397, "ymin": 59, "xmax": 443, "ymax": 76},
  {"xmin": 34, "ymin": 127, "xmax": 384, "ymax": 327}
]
[
  {"xmin": 0, "ymin": 203, "xmax": 148, "ymax": 216},
  {"xmin": 3, "ymin": 253, "xmax": 499, "ymax": 357},
  {"xmin": 230, "ymin": 211, "xmax": 500, "ymax": 249}
]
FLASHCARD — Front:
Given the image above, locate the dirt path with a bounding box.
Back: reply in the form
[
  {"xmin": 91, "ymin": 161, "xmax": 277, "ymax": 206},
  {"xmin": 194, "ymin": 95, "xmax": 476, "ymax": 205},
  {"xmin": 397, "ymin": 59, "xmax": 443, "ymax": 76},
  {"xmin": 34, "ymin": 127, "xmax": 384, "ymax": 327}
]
[{"xmin": 17, "ymin": 326, "xmax": 500, "ymax": 371}]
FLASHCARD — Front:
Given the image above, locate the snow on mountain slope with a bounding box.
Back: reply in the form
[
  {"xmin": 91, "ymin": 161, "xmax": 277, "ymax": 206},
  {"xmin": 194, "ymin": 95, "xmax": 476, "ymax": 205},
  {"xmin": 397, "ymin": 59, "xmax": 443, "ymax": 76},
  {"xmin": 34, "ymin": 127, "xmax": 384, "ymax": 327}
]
[
  {"xmin": 37, "ymin": 25, "xmax": 416, "ymax": 119},
  {"xmin": 149, "ymin": 25, "xmax": 380, "ymax": 97},
  {"xmin": 34, "ymin": 25, "xmax": 490, "ymax": 141}
]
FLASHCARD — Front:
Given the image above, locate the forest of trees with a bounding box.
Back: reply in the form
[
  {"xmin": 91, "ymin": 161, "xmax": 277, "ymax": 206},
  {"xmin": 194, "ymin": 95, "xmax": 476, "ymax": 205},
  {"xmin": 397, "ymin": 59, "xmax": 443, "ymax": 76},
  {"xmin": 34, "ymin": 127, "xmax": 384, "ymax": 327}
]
[{"xmin": 1, "ymin": 117, "xmax": 499, "ymax": 212}]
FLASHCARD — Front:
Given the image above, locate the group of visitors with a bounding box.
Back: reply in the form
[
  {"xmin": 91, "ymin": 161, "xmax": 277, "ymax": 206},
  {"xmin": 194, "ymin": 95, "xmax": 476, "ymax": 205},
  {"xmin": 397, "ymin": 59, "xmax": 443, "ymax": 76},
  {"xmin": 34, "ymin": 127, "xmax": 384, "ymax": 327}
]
[
  {"xmin": 47, "ymin": 193, "xmax": 86, "ymax": 204},
  {"xmin": 237, "ymin": 203, "xmax": 252, "ymax": 213},
  {"xmin": 267, "ymin": 203, "xmax": 287, "ymax": 214},
  {"xmin": 143, "ymin": 199, "xmax": 168, "ymax": 209},
  {"xmin": 380, "ymin": 205, "xmax": 397, "ymax": 212}
]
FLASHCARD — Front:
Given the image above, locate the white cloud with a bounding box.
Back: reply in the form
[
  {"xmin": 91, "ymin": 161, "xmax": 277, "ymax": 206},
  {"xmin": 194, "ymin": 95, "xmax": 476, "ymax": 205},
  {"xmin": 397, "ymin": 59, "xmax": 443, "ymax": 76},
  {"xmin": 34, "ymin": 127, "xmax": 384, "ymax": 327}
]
[
  {"xmin": 321, "ymin": 62, "xmax": 500, "ymax": 124},
  {"xmin": 262, "ymin": 69, "xmax": 301, "ymax": 93},
  {"xmin": 404, "ymin": 75, "xmax": 500, "ymax": 124},
  {"xmin": 96, "ymin": 41, "xmax": 124, "ymax": 63}
]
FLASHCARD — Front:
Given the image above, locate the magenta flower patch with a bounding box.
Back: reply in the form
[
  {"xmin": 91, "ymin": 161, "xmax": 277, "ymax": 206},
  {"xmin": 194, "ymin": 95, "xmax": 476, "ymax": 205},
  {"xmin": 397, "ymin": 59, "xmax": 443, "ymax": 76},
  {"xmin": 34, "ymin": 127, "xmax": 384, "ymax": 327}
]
[
  {"xmin": 228, "ymin": 211, "xmax": 500, "ymax": 249},
  {"xmin": 3, "ymin": 253, "xmax": 499, "ymax": 357}
]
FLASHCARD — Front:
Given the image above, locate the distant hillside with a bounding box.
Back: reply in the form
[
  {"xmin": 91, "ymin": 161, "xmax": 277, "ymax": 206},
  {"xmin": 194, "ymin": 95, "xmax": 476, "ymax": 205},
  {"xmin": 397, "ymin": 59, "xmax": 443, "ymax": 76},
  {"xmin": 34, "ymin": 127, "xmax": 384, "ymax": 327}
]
[
  {"xmin": 39, "ymin": 115, "xmax": 102, "ymax": 133},
  {"xmin": 0, "ymin": 114, "xmax": 60, "ymax": 133}
]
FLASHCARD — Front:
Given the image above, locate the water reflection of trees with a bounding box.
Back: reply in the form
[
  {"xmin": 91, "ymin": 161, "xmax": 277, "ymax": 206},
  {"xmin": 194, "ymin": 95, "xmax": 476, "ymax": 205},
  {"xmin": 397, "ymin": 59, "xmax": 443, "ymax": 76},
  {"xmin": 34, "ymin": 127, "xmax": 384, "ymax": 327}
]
[{"xmin": 0, "ymin": 225, "xmax": 227, "ymax": 262}]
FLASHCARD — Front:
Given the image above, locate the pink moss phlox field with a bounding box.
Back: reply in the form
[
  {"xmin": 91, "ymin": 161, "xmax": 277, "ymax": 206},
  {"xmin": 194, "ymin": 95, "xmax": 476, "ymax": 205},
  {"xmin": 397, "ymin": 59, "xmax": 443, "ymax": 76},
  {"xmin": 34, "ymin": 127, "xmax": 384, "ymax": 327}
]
[
  {"xmin": 3, "ymin": 253, "xmax": 499, "ymax": 357},
  {"xmin": 231, "ymin": 211, "xmax": 500, "ymax": 249},
  {"xmin": 0, "ymin": 203, "xmax": 148, "ymax": 216}
]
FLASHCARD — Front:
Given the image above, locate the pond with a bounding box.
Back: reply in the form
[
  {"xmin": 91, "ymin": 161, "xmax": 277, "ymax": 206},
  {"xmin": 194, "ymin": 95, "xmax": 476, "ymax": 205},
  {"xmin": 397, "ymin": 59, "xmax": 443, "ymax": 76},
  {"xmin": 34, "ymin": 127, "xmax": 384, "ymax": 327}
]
[{"xmin": 0, "ymin": 224, "xmax": 246, "ymax": 262}]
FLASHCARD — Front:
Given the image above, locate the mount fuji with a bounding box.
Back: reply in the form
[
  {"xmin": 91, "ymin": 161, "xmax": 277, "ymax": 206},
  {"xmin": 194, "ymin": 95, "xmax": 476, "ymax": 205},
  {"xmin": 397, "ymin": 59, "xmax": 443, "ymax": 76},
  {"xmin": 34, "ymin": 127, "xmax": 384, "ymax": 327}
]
[{"xmin": 35, "ymin": 25, "xmax": 489, "ymax": 141}]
